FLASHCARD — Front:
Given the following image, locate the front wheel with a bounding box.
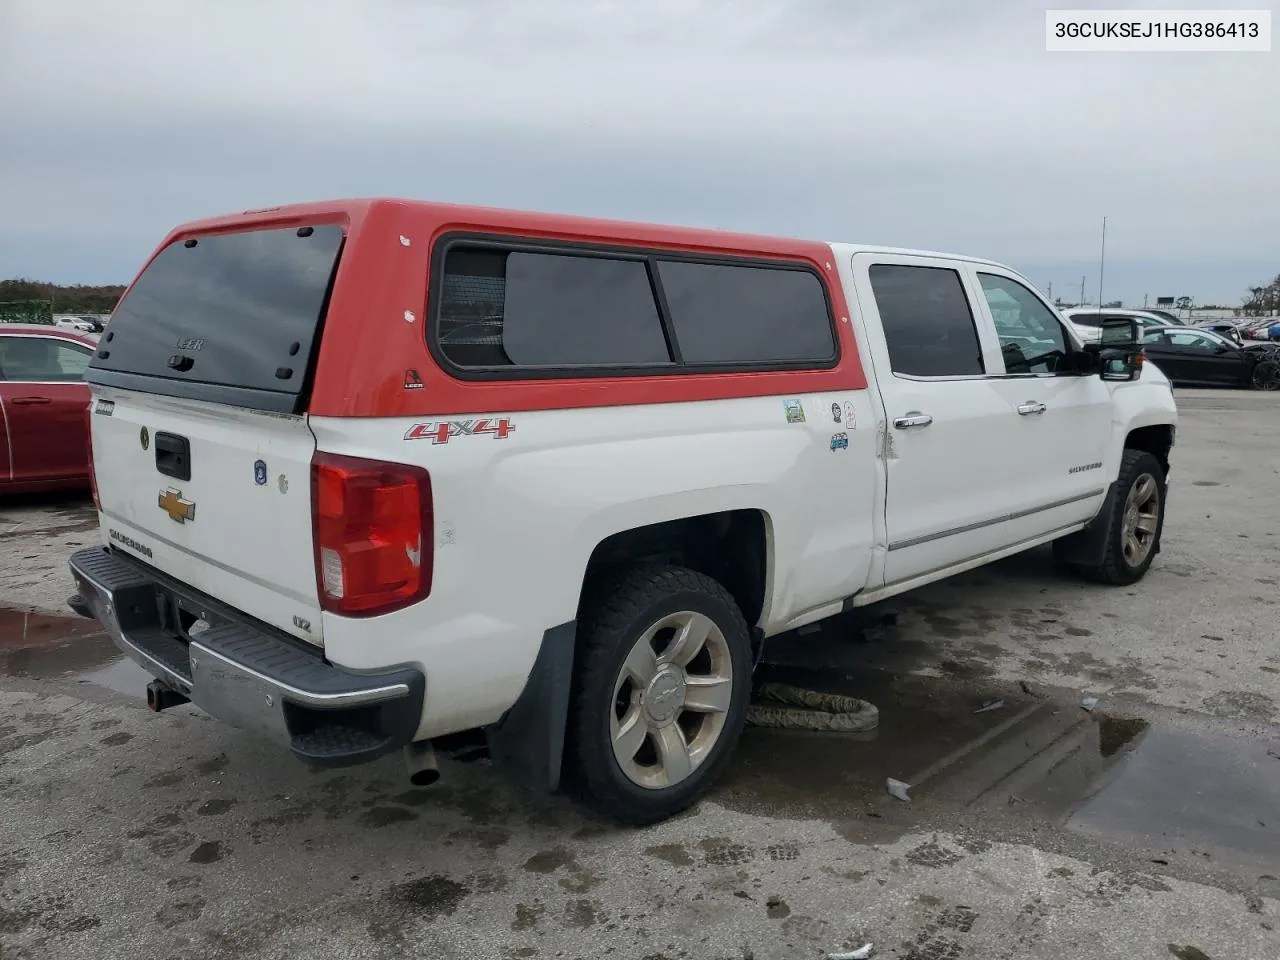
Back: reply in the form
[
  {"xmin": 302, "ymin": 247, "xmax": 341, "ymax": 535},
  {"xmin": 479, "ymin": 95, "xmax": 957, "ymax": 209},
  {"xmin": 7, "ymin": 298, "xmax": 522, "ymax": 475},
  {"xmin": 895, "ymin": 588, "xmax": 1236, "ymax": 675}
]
[
  {"xmin": 1066, "ymin": 449, "xmax": 1167, "ymax": 586},
  {"xmin": 567, "ymin": 565, "xmax": 752, "ymax": 825},
  {"xmin": 1251, "ymin": 359, "xmax": 1280, "ymax": 391}
]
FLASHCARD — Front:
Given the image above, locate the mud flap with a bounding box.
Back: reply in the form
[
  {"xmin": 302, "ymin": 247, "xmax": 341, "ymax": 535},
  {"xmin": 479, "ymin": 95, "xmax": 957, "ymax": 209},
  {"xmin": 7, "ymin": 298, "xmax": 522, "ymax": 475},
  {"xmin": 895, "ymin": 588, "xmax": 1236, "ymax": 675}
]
[
  {"xmin": 1052, "ymin": 478, "xmax": 1121, "ymax": 567},
  {"xmin": 750, "ymin": 626, "xmax": 765, "ymax": 669},
  {"xmin": 485, "ymin": 620, "xmax": 576, "ymax": 793}
]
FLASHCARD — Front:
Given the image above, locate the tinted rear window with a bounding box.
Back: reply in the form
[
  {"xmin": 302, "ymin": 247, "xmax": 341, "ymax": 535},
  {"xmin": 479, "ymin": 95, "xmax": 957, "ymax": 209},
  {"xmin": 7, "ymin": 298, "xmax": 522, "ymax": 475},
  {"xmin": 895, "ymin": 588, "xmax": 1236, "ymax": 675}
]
[
  {"xmin": 436, "ymin": 247, "xmax": 672, "ymax": 368},
  {"xmin": 433, "ymin": 239, "xmax": 838, "ymax": 374},
  {"xmin": 656, "ymin": 260, "xmax": 834, "ymax": 364},
  {"xmin": 90, "ymin": 225, "xmax": 343, "ymax": 409},
  {"xmin": 869, "ymin": 264, "xmax": 985, "ymax": 377}
]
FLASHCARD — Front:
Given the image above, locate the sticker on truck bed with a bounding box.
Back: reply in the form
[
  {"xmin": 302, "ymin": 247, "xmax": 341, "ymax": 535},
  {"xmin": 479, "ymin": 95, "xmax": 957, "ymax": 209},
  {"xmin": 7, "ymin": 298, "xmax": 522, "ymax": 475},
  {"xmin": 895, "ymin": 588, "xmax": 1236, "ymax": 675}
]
[
  {"xmin": 784, "ymin": 399, "xmax": 806, "ymax": 423},
  {"xmin": 404, "ymin": 418, "xmax": 516, "ymax": 443}
]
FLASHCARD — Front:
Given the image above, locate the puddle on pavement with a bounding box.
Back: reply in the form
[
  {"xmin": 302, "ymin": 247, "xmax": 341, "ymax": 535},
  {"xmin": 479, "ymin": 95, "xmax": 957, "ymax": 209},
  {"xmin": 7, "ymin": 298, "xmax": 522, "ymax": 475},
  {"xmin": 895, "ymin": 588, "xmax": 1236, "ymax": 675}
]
[
  {"xmin": 0, "ymin": 629, "xmax": 201, "ymax": 716},
  {"xmin": 719, "ymin": 644, "xmax": 1279, "ymax": 890},
  {"xmin": 1067, "ymin": 725, "xmax": 1280, "ymax": 885},
  {"xmin": 0, "ymin": 630, "xmax": 120, "ymax": 678},
  {"xmin": 78, "ymin": 655, "xmax": 154, "ymax": 698},
  {"xmin": 717, "ymin": 660, "xmax": 1134, "ymax": 825}
]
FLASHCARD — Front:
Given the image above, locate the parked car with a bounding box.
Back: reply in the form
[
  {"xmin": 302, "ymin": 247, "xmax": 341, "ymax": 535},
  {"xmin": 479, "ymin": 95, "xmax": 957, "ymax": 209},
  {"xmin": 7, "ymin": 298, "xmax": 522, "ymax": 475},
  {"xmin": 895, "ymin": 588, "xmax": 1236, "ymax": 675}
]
[
  {"xmin": 1062, "ymin": 307, "xmax": 1181, "ymax": 341},
  {"xmin": 0, "ymin": 325, "xmax": 96, "ymax": 493},
  {"xmin": 1193, "ymin": 319, "xmax": 1248, "ymax": 345},
  {"xmin": 68, "ymin": 198, "xmax": 1178, "ymax": 825},
  {"xmin": 1142, "ymin": 308, "xmax": 1183, "ymax": 324},
  {"xmin": 1141, "ymin": 325, "xmax": 1280, "ymax": 390},
  {"xmin": 1241, "ymin": 319, "xmax": 1280, "ymax": 341},
  {"xmin": 54, "ymin": 316, "xmax": 103, "ymax": 335}
]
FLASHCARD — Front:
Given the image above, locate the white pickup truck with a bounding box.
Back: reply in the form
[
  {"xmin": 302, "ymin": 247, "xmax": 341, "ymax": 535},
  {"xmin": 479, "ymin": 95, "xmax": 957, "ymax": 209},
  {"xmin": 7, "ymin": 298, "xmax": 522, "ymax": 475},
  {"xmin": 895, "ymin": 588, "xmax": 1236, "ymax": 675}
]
[{"xmin": 69, "ymin": 199, "xmax": 1177, "ymax": 824}]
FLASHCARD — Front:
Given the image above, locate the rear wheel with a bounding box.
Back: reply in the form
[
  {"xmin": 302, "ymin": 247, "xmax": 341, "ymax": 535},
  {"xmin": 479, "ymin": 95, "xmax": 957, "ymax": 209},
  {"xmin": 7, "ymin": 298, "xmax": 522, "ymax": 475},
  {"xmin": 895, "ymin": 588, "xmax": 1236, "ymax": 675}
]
[
  {"xmin": 567, "ymin": 565, "xmax": 752, "ymax": 825},
  {"xmin": 1251, "ymin": 360, "xmax": 1280, "ymax": 391},
  {"xmin": 1067, "ymin": 449, "xmax": 1166, "ymax": 586}
]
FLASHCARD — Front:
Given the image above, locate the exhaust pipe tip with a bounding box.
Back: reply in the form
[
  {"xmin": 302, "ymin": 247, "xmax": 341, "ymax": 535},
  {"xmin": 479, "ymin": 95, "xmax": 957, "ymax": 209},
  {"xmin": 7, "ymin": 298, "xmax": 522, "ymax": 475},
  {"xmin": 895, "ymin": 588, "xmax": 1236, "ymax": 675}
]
[
  {"xmin": 146, "ymin": 678, "xmax": 189, "ymax": 712},
  {"xmin": 409, "ymin": 767, "xmax": 440, "ymax": 788},
  {"xmin": 404, "ymin": 740, "xmax": 439, "ymax": 787}
]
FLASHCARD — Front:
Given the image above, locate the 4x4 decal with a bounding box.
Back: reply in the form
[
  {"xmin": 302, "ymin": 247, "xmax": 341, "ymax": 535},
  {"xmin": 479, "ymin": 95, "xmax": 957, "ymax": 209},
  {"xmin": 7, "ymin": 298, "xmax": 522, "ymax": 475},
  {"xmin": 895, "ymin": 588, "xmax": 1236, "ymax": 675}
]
[{"xmin": 404, "ymin": 418, "xmax": 516, "ymax": 444}]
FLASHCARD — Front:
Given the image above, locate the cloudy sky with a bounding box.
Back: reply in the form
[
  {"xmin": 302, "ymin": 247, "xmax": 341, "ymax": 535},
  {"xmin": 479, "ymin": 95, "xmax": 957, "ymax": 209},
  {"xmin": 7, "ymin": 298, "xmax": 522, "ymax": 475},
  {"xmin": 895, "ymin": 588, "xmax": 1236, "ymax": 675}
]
[{"xmin": 1, "ymin": 0, "xmax": 1276, "ymax": 306}]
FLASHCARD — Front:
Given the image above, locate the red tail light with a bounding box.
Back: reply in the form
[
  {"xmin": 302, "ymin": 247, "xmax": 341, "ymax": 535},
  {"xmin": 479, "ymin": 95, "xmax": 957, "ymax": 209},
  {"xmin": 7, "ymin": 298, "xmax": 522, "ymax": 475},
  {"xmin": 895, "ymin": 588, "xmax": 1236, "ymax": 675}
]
[
  {"xmin": 311, "ymin": 452, "xmax": 433, "ymax": 617},
  {"xmin": 85, "ymin": 401, "xmax": 101, "ymax": 510}
]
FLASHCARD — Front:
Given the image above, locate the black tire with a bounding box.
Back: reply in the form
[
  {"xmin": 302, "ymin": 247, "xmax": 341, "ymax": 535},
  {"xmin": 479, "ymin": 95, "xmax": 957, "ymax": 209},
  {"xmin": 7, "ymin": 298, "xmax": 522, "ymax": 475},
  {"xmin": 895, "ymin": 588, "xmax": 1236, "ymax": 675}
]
[
  {"xmin": 566, "ymin": 564, "xmax": 753, "ymax": 825},
  {"xmin": 1251, "ymin": 360, "xmax": 1280, "ymax": 391},
  {"xmin": 1068, "ymin": 449, "xmax": 1167, "ymax": 586}
]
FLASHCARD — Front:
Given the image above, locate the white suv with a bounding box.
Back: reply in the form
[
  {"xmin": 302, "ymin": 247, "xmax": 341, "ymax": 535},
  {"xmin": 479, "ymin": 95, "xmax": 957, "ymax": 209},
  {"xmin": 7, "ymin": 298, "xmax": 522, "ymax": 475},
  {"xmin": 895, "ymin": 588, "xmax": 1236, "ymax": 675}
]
[{"xmin": 1063, "ymin": 307, "xmax": 1183, "ymax": 343}]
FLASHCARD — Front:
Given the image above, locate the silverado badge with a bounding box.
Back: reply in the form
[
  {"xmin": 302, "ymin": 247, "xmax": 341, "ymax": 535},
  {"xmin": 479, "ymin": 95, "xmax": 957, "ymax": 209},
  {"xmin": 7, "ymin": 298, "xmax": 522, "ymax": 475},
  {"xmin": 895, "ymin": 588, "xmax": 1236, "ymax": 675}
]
[{"xmin": 158, "ymin": 488, "xmax": 196, "ymax": 524}]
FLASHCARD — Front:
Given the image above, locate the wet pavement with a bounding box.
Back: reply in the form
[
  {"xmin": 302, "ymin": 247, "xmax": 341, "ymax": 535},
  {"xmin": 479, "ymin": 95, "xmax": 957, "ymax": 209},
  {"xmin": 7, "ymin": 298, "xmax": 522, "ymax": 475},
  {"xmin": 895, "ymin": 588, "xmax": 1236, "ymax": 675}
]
[
  {"xmin": 1, "ymin": 619, "xmax": 1277, "ymax": 958},
  {"xmin": 1, "ymin": 388, "xmax": 1278, "ymax": 959},
  {"xmin": 0, "ymin": 493, "xmax": 98, "ymax": 617}
]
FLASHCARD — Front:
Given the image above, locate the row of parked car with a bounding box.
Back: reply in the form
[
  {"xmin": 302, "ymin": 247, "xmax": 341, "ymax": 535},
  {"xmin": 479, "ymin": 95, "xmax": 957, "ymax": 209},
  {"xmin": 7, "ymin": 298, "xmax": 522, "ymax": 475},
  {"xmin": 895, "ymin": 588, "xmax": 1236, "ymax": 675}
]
[{"xmin": 1061, "ymin": 307, "xmax": 1280, "ymax": 391}]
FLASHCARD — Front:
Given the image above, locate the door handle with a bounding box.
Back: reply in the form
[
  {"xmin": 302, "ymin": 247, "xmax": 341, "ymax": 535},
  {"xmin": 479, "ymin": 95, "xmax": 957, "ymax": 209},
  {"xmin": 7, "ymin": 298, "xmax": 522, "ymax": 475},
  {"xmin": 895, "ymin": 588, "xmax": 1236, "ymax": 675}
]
[
  {"xmin": 1017, "ymin": 401, "xmax": 1047, "ymax": 416},
  {"xmin": 11, "ymin": 397, "xmax": 51, "ymax": 405},
  {"xmin": 892, "ymin": 412, "xmax": 933, "ymax": 429}
]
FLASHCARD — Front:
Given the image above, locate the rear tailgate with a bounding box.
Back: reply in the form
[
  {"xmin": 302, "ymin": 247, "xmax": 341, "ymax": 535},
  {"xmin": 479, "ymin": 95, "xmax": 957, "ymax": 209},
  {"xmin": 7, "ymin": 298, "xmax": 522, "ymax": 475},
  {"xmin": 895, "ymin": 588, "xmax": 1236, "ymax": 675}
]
[{"xmin": 87, "ymin": 223, "xmax": 345, "ymax": 644}]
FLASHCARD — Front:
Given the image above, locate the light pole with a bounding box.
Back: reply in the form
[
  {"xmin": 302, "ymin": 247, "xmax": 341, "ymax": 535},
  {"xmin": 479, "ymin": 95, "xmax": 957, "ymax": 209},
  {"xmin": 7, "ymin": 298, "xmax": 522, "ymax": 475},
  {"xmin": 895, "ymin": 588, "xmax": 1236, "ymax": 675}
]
[{"xmin": 1097, "ymin": 216, "xmax": 1107, "ymax": 309}]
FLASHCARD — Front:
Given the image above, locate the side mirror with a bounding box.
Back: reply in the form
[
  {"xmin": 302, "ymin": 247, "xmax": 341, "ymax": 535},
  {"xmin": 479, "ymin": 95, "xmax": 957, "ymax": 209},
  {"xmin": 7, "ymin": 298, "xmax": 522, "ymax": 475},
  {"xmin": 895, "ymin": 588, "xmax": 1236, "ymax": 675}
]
[
  {"xmin": 1095, "ymin": 317, "xmax": 1144, "ymax": 381},
  {"xmin": 1100, "ymin": 317, "xmax": 1140, "ymax": 346}
]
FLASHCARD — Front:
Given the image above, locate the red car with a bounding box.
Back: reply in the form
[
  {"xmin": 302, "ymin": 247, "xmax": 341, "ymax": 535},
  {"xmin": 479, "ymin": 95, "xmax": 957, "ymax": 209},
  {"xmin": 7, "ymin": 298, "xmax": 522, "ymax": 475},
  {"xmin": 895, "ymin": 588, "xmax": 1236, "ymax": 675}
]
[{"xmin": 0, "ymin": 324, "xmax": 97, "ymax": 493}]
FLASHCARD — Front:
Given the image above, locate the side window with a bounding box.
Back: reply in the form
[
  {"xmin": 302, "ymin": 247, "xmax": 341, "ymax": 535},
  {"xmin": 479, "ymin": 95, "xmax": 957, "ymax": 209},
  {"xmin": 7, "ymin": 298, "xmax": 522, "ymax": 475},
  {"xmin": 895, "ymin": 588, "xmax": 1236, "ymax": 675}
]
[
  {"xmin": 1141, "ymin": 330, "xmax": 1170, "ymax": 345},
  {"xmin": 0, "ymin": 337, "xmax": 92, "ymax": 382},
  {"xmin": 977, "ymin": 273, "xmax": 1070, "ymax": 375},
  {"xmin": 655, "ymin": 260, "xmax": 835, "ymax": 364},
  {"xmin": 436, "ymin": 246, "xmax": 672, "ymax": 368},
  {"xmin": 868, "ymin": 264, "xmax": 984, "ymax": 377},
  {"xmin": 1167, "ymin": 331, "xmax": 1217, "ymax": 350}
]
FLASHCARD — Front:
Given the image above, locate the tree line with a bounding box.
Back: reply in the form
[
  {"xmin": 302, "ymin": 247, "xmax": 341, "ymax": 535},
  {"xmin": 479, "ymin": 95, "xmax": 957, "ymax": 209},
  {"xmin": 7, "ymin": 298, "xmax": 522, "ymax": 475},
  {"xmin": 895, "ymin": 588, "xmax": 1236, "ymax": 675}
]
[
  {"xmin": 1242, "ymin": 274, "xmax": 1280, "ymax": 317},
  {"xmin": 0, "ymin": 278, "xmax": 127, "ymax": 317}
]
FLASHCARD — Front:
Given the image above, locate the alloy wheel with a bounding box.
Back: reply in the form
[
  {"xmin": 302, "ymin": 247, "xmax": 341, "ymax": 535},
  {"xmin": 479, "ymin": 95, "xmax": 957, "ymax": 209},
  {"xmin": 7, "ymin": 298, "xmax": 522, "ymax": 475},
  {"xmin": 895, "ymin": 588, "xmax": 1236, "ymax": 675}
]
[
  {"xmin": 609, "ymin": 610, "xmax": 734, "ymax": 789},
  {"xmin": 1120, "ymin": 473, "xmax": 1160, "ymax": 567}
]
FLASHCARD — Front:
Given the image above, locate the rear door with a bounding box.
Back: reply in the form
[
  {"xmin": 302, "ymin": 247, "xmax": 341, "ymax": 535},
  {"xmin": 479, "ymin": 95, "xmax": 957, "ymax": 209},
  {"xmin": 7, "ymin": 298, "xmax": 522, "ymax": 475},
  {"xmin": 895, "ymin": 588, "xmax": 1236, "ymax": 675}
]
[
  {"xmin": 0, "ymin": 333, "xmax": 93, "ymax": 483},
  {"xmin": 86, "ymin": 224, "xmax": 346, "ymax": 645},
  {"xmin": 849, "ymin": 254, "xmax": 1014, "ymax": 587}
]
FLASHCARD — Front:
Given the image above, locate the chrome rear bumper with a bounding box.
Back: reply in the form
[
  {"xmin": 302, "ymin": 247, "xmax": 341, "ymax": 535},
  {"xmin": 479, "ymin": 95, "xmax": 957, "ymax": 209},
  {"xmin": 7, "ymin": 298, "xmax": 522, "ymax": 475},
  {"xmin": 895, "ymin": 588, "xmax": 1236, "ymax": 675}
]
[{"xmin": 68, "ymin": 547, "xmax": 425, "ymax": 767}]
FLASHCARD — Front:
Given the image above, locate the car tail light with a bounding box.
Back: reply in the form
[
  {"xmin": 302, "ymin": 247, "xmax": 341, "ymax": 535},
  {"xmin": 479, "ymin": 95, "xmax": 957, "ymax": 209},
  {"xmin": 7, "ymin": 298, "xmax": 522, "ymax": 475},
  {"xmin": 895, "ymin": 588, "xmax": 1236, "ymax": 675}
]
[
  {"xmin": 311, "ymin": 452, "xmax": 433, "ymax": 617},
  {"xmin": 85, "ymin": 401, "xmax": 101, "ymax": 511}
]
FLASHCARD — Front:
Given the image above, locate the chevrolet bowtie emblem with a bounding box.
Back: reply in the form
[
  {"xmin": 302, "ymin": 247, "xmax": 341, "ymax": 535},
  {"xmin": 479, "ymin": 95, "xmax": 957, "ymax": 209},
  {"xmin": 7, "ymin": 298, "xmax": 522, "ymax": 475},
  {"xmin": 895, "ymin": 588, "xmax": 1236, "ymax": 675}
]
[{"xmin": 158, "ymin": 488, "xmax": 196, "ymax": 524}]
